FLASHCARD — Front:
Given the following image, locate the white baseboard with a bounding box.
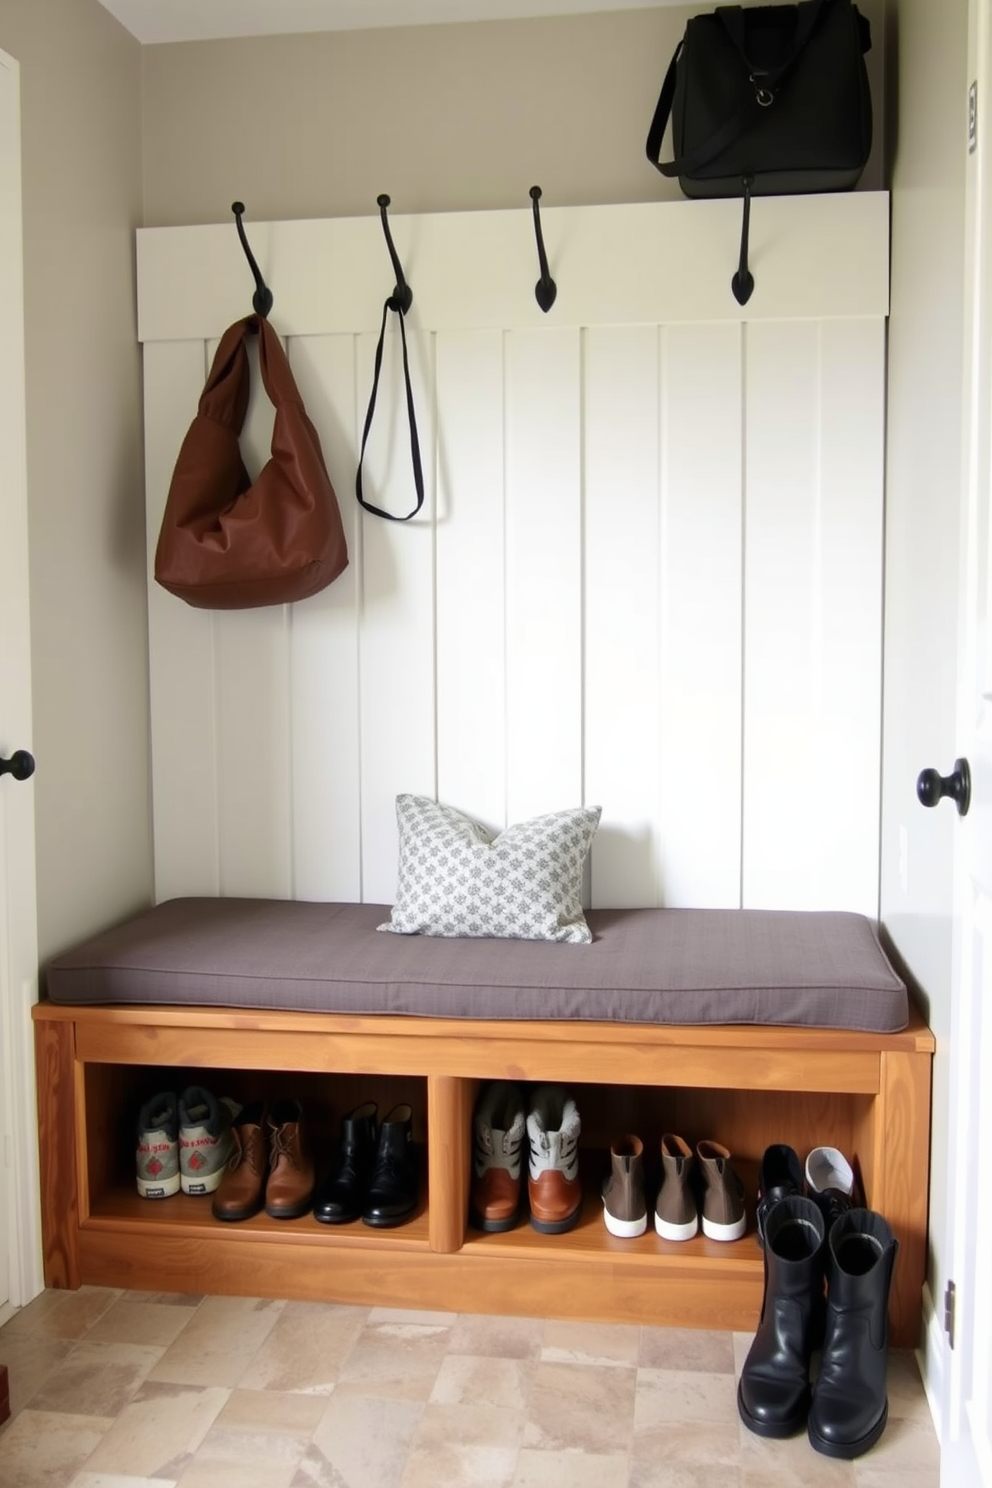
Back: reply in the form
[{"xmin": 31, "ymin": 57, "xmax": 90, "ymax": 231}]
[{"xmin": 918, "ymin": 1279, "xmax": 946, "ymax": 1443}]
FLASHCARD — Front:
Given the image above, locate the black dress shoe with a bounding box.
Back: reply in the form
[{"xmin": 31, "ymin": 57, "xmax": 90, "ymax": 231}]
[
  {"xmin": 755, "ymin": 1143, "xmax": 803, "ymax": 1248},
  {"xmin": 362, "ymin": 1103, "xmax": 418, "ymax": 1228},
  {"xmin": 313, "ymin": 1102, "xmax": 378, "ymax": 1224}
]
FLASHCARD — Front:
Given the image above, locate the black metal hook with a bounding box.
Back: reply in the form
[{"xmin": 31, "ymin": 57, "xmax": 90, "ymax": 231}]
[
  {"xmin": 731, "ymin": 176, "xmax": 755, "ymax": 307},
  {"xmin": 231, "ymin": 201, "xmax": 273, "ymax": 318},
  {"xmin": 377, "ymin": 194, "xmax": 413, "ymax": 315},
  {"xmin": 529, "ymin": 186, "xmax": 557, "ymax": 313}
]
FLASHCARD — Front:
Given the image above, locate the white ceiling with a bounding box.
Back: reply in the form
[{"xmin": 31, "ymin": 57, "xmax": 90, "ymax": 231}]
[{"xmin": 95, "ymin": 0, "xmax": 680, "ymax": 45}]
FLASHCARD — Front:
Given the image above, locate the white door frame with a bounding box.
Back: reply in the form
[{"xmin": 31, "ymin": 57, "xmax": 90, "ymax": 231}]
[
  {"xmin": 0, "ymin": 44, "xmax": 44, "ymax": 1310},
  {"xmin": 940, "ymin": 0, "xmax": 992, "ymax": 1480}
]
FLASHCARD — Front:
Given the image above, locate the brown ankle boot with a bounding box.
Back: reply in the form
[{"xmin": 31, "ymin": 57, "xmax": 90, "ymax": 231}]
[{"xmin": 265, "ymin": 1100, "xmax": 315, "ymax": 1219}]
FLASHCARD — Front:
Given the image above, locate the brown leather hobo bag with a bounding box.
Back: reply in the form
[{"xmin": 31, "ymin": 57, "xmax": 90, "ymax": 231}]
[{"xmin": 154, "ymin": 315, "xmax": 348, "ymax": 609}]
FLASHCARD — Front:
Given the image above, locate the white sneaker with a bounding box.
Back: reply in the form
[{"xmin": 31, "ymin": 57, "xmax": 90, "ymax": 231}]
[{"xmin": 805, "ymin": 1146, "xmax": 855, "ymax": 1197}]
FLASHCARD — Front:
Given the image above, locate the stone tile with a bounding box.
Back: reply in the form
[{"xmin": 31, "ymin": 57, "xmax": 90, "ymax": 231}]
[
  {"xmin": 632, "ymin": 1419, "xmax": 742, "ymax": 1470},
  {"xmin": 174, "ymin": 1419, "xmax": 309, "ymax": 1487},
  {"xmin": 147, "ymin": 1296, "xmax": 284, "ymax": 1388},
  {"xmin": 523, "ymin": 1360, "xmax": 637, "ymax": 1455},
  {"xmin": 884, "ymin": 1352, "xmax": 935, "ymax": 1423},
  {"xmin": 512, "ymin": 1450, "xmax": 630, "ymax": 1487},
  {"xmin": 0, "ymin": 1335, "xmax": 78, "ymax": 1416},
  {"xmin": 0, "ymin": 1408, "xmax": 113, "ymax": 1486},
  {"xmin": 844, "ymin": 1415, "xmax": 940, "ymax": 1470},
  {"xmin": 79, "ymin": 1382, "xmax": 230, "ymax": 1480},
  {"xmin": 447, "ymin": 1314, "xmax": 545, "ymax": 1360},
  {"xmin": 70, "ymin": 1476, "xmax": 179, "ymax": 1487},
  {"xmin": 238, "ymin": 1301, "xmax": 368, "ymax": 1395},
  {"xmin": 292, "ymin": 1391, "xmax": 424, "ymax": 1488},
  {"xmin": 631, "ymin": 1459, "xmax": 743, "ymax": 1488},
  {"xmin": 336, "ymin": 1316, "xmax": 452, "ymax": 1401},
  {"xmin": 214, "ymin": 1388, "xmax": 325, "ymax": 1437},
  {"xmin": 85, "ymin": 1300, "xmax": 198, "ymax": 1349},
  {"xmin": 739, "ymin": 1424, "xmax": 856, "ymax": 1485},
  {"xmin": 120, "ymin": 1293, "xmax": 203, "ymax": 1308},
  {"xmin": 400, "ymin": 1401, "xmax": 522, "ymax": 1487},
  {"xmin": 855, "ymin": 1457, "xmax": 941, "ymax": 1488},
  {"xmin": 541, "ymin": 1320, "xmax": 640, "ymax": 1368},
  {"xmin": 639, "ymin": 1327, "xmax": 736, "ymax": 1375},
  {"xmin": 635, "ymin": 1367, "xmax": 740, "ymax": 1427},
  {"xmin": 0, "ymin": 1287, "xmax": 123, "ymax": 1343},
  {"xmin": 28, "ymin": 1341, "xmax": 164, "ymax": 1418},
  {"xmin": 430, "ymin": 1354, "xmax": 535, "ymax": 1412},
  {"xmin": 368, "ymin": 1307, "xmax": 457, "ymax": 1327}
]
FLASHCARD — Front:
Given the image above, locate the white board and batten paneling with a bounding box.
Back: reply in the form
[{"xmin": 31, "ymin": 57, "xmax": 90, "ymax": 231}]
[{"xmin": 138, "ymin": 194, "xmax": 889, "ymax": 915}]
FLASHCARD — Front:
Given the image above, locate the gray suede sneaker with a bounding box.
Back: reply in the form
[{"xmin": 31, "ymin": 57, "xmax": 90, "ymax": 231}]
[
  {"xmin": 179, "ymin": 1086, "xmax": 241, "ymax": 1196},
  {"xmin": 655, "ymin": 1132, "xmax": 699, "ymax": 1241},
  {"xmin": 136, "ymin": 1091, "xmax": 179, "ymax": 1199},
  {"xmin": 697, "ymin": 1139, "xmax": 747, "ymax": 1241},
  {"xmin": 602, "ymin": 1134, "xmax": 647, "ymax": 1238}
]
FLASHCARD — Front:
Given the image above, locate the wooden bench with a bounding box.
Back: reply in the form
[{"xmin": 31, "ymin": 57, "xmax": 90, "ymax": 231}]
[{"xmin": 32, "ymin": 993, "xmax": 934, "ymax": 1347}]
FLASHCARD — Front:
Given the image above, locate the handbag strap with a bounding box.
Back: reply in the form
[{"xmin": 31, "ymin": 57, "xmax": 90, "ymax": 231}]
[
  {"xmin": 645, "ymin": 0, "xmax": 833, "ymax": 180},
  {"xmin": 356, "ymin": 296, "xmax": 425, "ymax": 523}
]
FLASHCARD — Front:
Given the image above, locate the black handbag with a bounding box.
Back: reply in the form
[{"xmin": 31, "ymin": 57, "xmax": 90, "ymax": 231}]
[{"xmin": 645, "ymin": 0, "xmax": 872, "ymax": 302}]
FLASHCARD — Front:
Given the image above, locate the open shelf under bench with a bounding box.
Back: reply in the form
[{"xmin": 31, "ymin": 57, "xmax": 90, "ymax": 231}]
[{"xmin": 32, "ymin": 998, "xmax": 934, "ymax": 1346}]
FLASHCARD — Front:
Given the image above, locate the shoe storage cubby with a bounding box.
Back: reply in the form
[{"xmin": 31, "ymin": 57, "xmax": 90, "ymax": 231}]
[{"xmin": 33, "ymin": 999, "xmax": 933, "ymax": 1345}]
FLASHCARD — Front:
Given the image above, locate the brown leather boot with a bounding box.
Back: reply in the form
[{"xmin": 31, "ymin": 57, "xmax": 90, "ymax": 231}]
[
  {"xmin": 212, "ymin": 1101, "xmax": 269, "ymax": 1221},
  {"xmin": 265, "ymin": 1099, "xmax": 315, "ymax": 1219}
]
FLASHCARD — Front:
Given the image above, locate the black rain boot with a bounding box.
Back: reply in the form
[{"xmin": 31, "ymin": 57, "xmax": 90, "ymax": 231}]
[
  {"xmin": 313, "ymin": 1101, "xmax": 378, "ymax": 1224},
  {"xmin": 362, "ymin": 1103, "xmax": 418, "ymax": 1228},
  {"xmin": 738, "ymin": 1195, "xmax": 826, "ymax": 1438},
  {"xmin": 807, "ymin": 1208, "xmax": 898, "ymax": 1459}
]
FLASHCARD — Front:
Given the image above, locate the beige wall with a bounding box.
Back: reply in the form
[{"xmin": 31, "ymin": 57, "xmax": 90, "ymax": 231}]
[
  {"xmin": 141, "ymin": 3, "xmax": 885, "ymax": 227},
  {"xmin": 0, "ymin": 0, "xmax": 152, "ymax": 963},
  {"xmin": 880, "ymin": 0, "xmax": 968, "ymax": 1339}
]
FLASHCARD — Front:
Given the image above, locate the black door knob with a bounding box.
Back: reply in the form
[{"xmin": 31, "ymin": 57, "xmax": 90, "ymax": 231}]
[
  {"xmin": 917, "ymin": 758, "xmax": 970, "ymax": 817},
  {"xmin": 0, "ymin": 749, "xmax": 35, "ymax": 782}
]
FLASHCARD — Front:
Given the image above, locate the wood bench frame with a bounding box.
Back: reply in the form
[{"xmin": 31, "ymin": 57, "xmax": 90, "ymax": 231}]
[{"xmin": 32, "ymin": 998, "xmax": 934, "ymax": 1347}]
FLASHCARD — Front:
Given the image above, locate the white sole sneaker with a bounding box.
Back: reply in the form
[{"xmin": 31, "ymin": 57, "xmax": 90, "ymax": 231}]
[
  {"xmin": 137, "ymin": 1172, "xmax": 181, "ymax": 1199},
  {"xmin": 655, "ymin": 1212, "xmax": 699, "ymax": 1242},
  {"xmin": 701, "ymin": 1212, "xmax": 747, "ymax": 1242},
  {"xmin": 603, "ymin": 1204, "xmax": 648, "ymax": 1238}
]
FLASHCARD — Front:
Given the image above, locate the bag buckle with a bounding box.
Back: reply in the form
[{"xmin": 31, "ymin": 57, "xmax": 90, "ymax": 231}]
[{"xmin": 749, "ymin": 74, "xmax": 775, "ymax": 107}]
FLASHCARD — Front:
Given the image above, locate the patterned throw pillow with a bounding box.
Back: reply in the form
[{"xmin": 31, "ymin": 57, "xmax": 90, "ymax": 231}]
[{"xmin": 378, "ymin": 795, "xmax": 602, "ymax": 943}]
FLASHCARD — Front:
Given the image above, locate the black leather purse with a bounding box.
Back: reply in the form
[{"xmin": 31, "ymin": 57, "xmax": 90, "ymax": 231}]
[{"xmin": 645, "ymin": 0, "xmax": 873, "ymax": 302}]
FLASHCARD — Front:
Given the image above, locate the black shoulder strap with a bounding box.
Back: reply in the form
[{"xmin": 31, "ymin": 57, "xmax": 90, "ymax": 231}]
[
  {"xmin": 356, "ymin": 296, "xmax": 425, "ymax": 523},
  {"xmin": 717, "ymin": 0, "xmax": 830, "ymax": 86}
]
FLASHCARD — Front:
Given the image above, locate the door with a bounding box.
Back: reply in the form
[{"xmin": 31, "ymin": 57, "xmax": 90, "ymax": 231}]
[
  {"xmin": 941, "ymin": 2, "xmax": 992, "ymax": 1482},
  {"xmin": 0, "ymin": 46, "xmax": 41, "ymax": 1312}
]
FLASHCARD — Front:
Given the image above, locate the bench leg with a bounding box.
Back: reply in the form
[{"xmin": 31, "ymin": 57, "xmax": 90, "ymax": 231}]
[
  {"xmin": 859, "ymin": 1048, "xmax": 932, "ymax": 1349},
  {"xmin": 33, "ymin": 1018, "xmax": 80, "ymax": 1289},
  {"xmin": 427, "ymin": 1076, "xmax": 473, "ymax": 1254}
]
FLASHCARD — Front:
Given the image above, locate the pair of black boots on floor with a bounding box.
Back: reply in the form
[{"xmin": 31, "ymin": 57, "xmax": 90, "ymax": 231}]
[
  {"xmin": 312, "ymin": 1101, "xmax": 418, "ymax": 1227},
  {"xmin": 737, "ymin": 1195, "xmax": 898, "ymax": 1459}
]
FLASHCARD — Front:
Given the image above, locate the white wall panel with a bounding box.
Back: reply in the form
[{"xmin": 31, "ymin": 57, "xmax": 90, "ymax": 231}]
[
  {"xmin": 357, "ymin": 323, "xmax": 437, "ymax": 903},
  {"xmin": 435, "ymin": 330, "xmax": 507, "ymax": 831},
  {"xmin": 742, "ymin": 320, "xmax": 884, "ymax": 915},
  {"xmin": 660, "ymin": 323, "xmax": 744, "ymax": 909},
  {"xmin": 141, "ymin": 201, "xmax": 889, "ymax": 918},
  {"xmin": 287, "ymin": 335, "xmax": 363, "ymax": 902},
  {"xmin": 584, "ymin": 325, "xmax": 662, "ymax": 907},
  {"xmin": 212, "ymin": 334, "xmax": 293, "ymax": 899},
  {"xmin": 143, "ymin": 339, "xmax": 220, "ymax": 903},
  {"xmin": 504, "ymin": 327, "xmax": 582, "ymax": 822}
]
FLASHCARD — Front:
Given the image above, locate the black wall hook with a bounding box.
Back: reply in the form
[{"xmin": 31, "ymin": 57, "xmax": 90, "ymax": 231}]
[
  {"xmin": 529, "ymin": 186, "xmax": 557, "ymax": 313},
  {"xmin": 731, "ymin": 177, "xmax": 755, "ymax": 307},
  {"xmin": 377, "ymin": 194, "xmax": 413, "ymax": 315},
  {"xmin": 232, "ymin": 201, "xmax": 273, "ymax": 318}
]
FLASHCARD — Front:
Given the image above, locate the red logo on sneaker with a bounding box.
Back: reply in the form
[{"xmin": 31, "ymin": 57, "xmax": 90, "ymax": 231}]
[
  {"xmin": 146, "ymin": 1157, "xmax": 163, "ymax": 1176},
  {"xmin": 188, "ymin": 1152, "xmax": 206, "ymax": 1170}
]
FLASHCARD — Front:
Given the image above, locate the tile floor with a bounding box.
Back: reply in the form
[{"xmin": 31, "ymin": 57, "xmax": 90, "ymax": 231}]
[{"xmin": 0, "ymin": 1286, "xmax": 940, "ymax": 1488}]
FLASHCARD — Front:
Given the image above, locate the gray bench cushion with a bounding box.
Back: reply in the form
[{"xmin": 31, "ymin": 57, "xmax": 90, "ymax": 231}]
[{"xmin": 44, "ymin": 898, "xmax": 908, "ymax": 1032}]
